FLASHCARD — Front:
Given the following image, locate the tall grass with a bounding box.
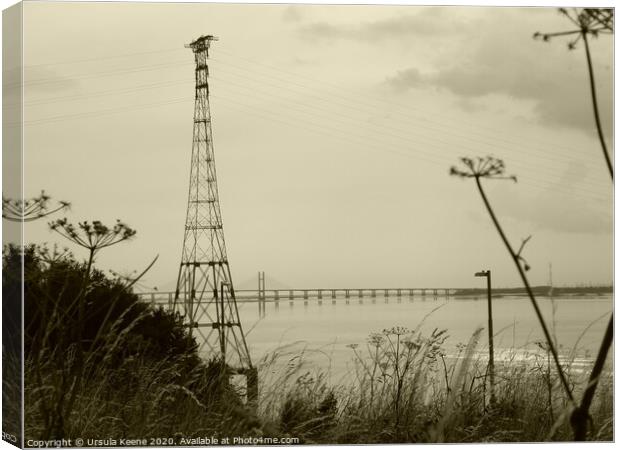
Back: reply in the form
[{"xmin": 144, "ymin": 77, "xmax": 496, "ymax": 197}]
[
  {"xmin": 16, "ymin": 241, "xmax": 259, "ymax": 442},
  {"xmin": 254, "ymin": 327, "xmax": 612, "ymax": 444},
  {"xmin": 22, "ymin": 312, "xmax": 612, "ymax": 443},
  {"xmin": 2, "ymin": 349, "xmax": 22, "ymax": 443},
  {"xmin": 24, "ymin": 353, "xmax": 260, "ymax": 440}
]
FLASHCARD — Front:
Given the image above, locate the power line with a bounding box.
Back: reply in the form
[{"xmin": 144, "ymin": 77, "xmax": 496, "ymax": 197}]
[
  {"xmin": 14, "ymin": 81, "xmax": 610, "ymax": 202},
  {"xmin": 9, "ymin": 96, "xmax": 191, "ymax": 127},
  {"xmin": 208, "ymin": 58, "xmax": 609, "ymax": 187},
  {"xmin": 211, "ymin": 56, "xmax": 603, "ymax": 172},
  {"xmin": 6, "ymin": 59, "xmax": 191, "ymax": 89},
  {"xmin": 17, "ymin": 47, "xmax": 184, "ymax": 70},
  {"xmin": 13, "ymin": 47, "xmax": 611, "ymax": 200},
  {"xmin": 4, "ymin": 78, "xmax": 191, "ymax": 109},
  {"xmin": 215, "ymin": 48, "xmax": 611, "ymax": 166},
  {"xmin": 209, "ymin": 72, "xmax": 611, "ymax": 195},
  {"xmin": 14, "ymin": 42, "xmax": 611, "ymax": 172},
  {"xmin": 210, "ymin": 93, "xmax": 610, "ymax": 204},
  {"xmin": 13, "ymin": 46, "xmax": 610, "ymax": 192}
]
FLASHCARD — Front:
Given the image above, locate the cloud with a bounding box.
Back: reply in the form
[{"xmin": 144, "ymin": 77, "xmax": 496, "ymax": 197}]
[
  {"xmin": 298, "ymin": 8, "xmax": 465, "ymax": 42},
  {"xmin": 382, "ymin": 10, "xmax": 613, "ymax": 137},
  {"xmin": 385, "ymin": 67, "xmax": 425, "ymax": 91},
  {"xmin": 385, "ymin": 61, "xmax": 561, "ymax": 105}
]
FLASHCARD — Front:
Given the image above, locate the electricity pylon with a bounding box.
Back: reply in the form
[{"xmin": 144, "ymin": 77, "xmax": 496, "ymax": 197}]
[{"xmin": 174, "ymin": 36, "xmax": 253, "ymax": 381}]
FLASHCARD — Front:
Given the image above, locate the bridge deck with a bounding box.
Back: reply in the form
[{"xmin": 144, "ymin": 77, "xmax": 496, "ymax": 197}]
[{"xmin": 136, "ymin": 287, "xmax": 457, "ymax": 305}]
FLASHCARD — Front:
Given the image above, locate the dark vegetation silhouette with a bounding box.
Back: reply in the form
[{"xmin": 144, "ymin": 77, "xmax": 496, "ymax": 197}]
[
  {"xmin": 533, "ymin": 8, "xmax": 613, "ymax": 440},
  {"xmin": 3, "ymin": 193, "xmax": 254, "ymax": 440},
  {"xmin": 534, "ymin": 8, "xmax": 613, "ymax": 179},
  {"xmin": 3, "ymin": 191, "xmax": 71, "ymax": 444},
  {"xmin": 10, "ymin": 242, "xmax": 249, "ymax": 439},
  {"xmin": 450, "ymin": 157, "xmax": 573, "ymax": 403},
  {"xmin": 451, "ymin": 7, "xmax": 613, "ymax": 441}
]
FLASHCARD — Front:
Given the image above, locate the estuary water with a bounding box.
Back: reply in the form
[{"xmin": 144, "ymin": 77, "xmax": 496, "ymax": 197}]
[{"xmin": 236, "ymin": 294, "xmax": 613, "ymax": 377}]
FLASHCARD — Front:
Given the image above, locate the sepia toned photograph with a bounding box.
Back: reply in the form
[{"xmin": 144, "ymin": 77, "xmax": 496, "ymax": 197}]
[{"xmin": 2, "ymin": 1, "xmax": 614, "ymax": 447}]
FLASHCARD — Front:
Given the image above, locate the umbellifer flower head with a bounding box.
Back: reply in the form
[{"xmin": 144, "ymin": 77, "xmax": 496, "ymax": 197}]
[
  {"xmin": 533, "ymin": 8, "xmax": 613, "ymax": 50},
  {"xmin": 450, "ymin": 156, "xmax": 517, "ymax": 182}
]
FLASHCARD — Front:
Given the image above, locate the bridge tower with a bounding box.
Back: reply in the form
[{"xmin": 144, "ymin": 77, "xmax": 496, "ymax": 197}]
[{"xmin": 174, "ymin": 35, "xmax": 253, "ymax": 380}]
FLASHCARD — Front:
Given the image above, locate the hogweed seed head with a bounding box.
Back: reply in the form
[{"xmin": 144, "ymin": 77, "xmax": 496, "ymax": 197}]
[
  {"xmin": 450, "ymin": 156, "xmax": 517, "ymax": 182},
  {"xmin": 3, "ymin": 190, "xmax": 70, "ymax": 222},
  {"xmin": 49, "ymin": 218, "xmax": 136, "ymax": 254},
  {"xmin": 534, "ymin": 8, "xmax": 613, "ymax": 50},
  {"xmin": 367, "ymin": 333, "xmax": 385, "ymax": 348}
]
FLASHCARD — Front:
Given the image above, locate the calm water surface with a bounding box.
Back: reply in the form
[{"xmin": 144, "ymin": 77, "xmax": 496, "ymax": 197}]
[{"xmin": 235, "ymin": 294, "xmax": 612, "ymax": 376}]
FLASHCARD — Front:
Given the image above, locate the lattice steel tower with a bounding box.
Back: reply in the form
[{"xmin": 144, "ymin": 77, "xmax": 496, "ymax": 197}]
[{"xmin": 174, "ymin": 35, "xmax": 253, "ymax": 374}]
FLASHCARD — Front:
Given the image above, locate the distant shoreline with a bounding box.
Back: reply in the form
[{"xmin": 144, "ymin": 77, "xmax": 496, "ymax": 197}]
[{"xmin": 453, "ymin": 285, "xmax": 613, "ymax": 298}]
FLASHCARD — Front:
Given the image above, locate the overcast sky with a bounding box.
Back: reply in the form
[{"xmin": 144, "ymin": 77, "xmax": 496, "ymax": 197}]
[{"xmin": 4, "ymin": 2, "xmax": 614, "ymax": 290}]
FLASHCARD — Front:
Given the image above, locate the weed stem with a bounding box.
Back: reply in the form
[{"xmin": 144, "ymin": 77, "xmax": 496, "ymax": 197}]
[
  {"xmin": 582, "ymin": 30, "xmax": 613, "ymax": 180},
  {"xmin": 474, "ymin": 176, "xmax": 575, "ymax": 404}
]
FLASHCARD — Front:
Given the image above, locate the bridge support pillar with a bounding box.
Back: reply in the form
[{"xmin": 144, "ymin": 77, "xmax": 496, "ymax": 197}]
[{"xmin": 258, "ymin": 300, "xmax": 264, "ymax": 318}]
